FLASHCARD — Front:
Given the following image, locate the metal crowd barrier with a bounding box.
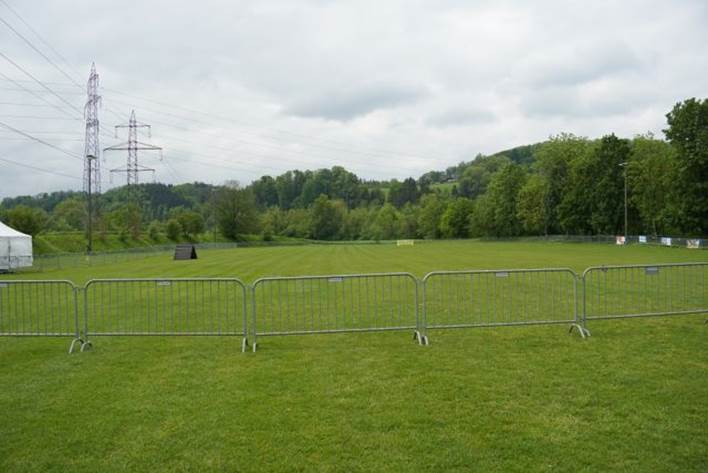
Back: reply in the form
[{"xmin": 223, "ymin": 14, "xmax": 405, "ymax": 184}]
[
  {"xmin": 250, "ymin": 272, "xmax": 423, "ymax": 351},
  {"xmin": 82, "ymin": 278, "xmax": 249, "ymax": 352},
  {"xmin": 0, "ymin": 280, "xmax": 84, "ymax": 352},
  {"xmin": 2, "ymin": 263, "xmax": 706, "ymax": 353},
  {"xmin": 582, "ymin": 263, "xmax": 707, "ymax": 324},
  {"xmin": 422, "ymin": 268, "xmax": 589, "ymax": 339}
]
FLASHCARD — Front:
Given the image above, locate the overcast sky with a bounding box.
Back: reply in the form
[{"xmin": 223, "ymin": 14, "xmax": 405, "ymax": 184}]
[{"xmin": 1, "ymin": 0, "xmax": 706, "ymax": 199}]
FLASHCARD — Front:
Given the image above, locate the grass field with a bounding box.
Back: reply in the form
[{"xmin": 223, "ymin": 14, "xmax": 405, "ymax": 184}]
[{"xmin": 1, "ymin": 240, "xmax": 707, "ymax": 472}]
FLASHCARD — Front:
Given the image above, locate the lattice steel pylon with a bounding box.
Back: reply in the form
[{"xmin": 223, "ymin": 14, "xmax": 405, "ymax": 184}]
[
  {"xmin": 104, "ymin": 110, "xmax": 162, "ymax": 185},
  {"xmin": 83, "ymin": 62, "xmax": 101, "ymax": 193}
]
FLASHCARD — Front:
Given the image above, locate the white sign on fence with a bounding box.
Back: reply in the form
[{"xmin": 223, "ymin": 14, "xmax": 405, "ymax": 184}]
[
  {"xmin": 616, "ymin": 236, "xmax": 626, "ymax": 245},
  {"xmin": 687, "ymin": 239, "xmax": 701, "ymax": 249},
  {"xmin": 661, "ymin": 237, "xmax": 672, "ymax": 246},
  {"xmin": 638, "ymin": 235, "xmax": 647, "ymax": 244}
]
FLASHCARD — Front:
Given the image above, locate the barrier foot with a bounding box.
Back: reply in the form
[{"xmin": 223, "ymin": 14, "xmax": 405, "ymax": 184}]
[
  {"xmin": 241, "ymin": 337, "xmax": 248, "ymax": 353},
  {"xmin": 68, "ymin": 338, "xmax": 83, "ymax": 354},
  {"xmin": 80, "ymin": 340, "xmax": 93, "ymax": 352},
  {"xmin": 252, "ymin": 342, "xmax": 258, "ymax": 353},
  {"xmin": 414, "ymin": 330, "xmax": 429, "ymax": 346},
  {"xmin": 569, "ymin": 324, "xmax": 589, "ymax": 339}
]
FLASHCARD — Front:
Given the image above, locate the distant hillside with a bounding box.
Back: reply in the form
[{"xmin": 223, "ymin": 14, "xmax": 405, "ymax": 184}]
[{"xmin": 420, "ymin": 142, "xmax": 544, "ymax": 186}]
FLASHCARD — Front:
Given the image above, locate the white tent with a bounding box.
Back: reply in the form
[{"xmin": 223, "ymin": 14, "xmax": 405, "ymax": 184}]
[{"xmin": 0, "ymin": 221, "xmax": 33, "ymax": 270}]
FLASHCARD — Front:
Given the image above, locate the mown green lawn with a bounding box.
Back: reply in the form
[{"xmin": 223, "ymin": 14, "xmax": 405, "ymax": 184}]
[
  {"xmin": 10, "ymin": 239, "xmax": 708, "ymax": 284},
  {"xmin": 1, "ymin": 241, "xmax": 707, "ymax": 472}
]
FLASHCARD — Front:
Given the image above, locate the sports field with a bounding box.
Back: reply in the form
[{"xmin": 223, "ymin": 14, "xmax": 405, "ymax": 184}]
[{"xmin": 1, "ymin": 241, "xmax": 707, "ymax": 472}]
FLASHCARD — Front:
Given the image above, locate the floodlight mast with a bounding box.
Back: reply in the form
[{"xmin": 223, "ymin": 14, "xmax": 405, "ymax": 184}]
[
  {"xmin": 86, "ymin": 154, "xmax": 97, "ymax": 254},
  {"xmin": 620, "ymin": 162, "xmax": 628, "ymax": 243}
]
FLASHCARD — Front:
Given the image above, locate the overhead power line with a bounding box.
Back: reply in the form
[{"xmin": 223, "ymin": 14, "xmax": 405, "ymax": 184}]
[
  {"xmin": 0, "ymin": 101, "xmax": 65, "ymax": 107},
  {"xmin": 101, "ymin": 100, "xmax": 424, "ymax": 175},
  {"xmin": 0, "ymin": 13, "xmax": 83, "ymax": 88},
  {"xmin": 0, "ymin": 50, "xmax": 84, "ymax": 116},
  {"xmin": 0, "ymin": 4, "xmax": 436, "ymax": 185},
  {"xmin": 0, "ymin": 115, "xmax": 82, "ymax": 120},
  {"xmin": 0, "ymin": 0, "xmax": 81, "ymax": 78},
  {"xmin": 0, "ymin": 155, "xmax": 81, "ymax": 180},
  {"xmin": 0, "ymin": 120, "xmax": 83, "ymax": 160},
  {"xmin": 0, "ymin": 71, "xmax": 82, "ymax": 119},
  {"xmin": 101, "ymin": 87, "xmax": 435, "ymax": 162}
]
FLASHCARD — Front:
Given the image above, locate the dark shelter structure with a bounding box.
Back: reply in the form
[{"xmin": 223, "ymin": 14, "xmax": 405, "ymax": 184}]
[{"xmin": 174, "ymin": 244, "xmax": 197, "ymax": 260}]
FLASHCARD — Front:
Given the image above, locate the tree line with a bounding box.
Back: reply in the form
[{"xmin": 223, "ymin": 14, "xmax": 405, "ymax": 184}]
[{"xmin": 1, "ymin": 98, "xmax": 706, "ymax": 244}]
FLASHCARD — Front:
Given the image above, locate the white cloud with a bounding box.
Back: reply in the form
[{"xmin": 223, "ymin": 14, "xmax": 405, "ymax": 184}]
[{"xmin": 1, "ymin": 0, "xmax": 707, "ymax": 198}]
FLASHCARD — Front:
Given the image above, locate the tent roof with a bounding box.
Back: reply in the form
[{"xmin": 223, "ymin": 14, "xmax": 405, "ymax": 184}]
[{"xmin": 0, "ymin": 221, "xmax": 30, "ymax": 238}]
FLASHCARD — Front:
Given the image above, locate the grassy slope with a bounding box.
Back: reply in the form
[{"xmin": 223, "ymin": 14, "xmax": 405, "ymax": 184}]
[
  {"xmin": 33, "ymin": 232, "xmax": 304, "ymax": 256},
  {"xmin": 1, "ymin": 241, "xmax": 707, "ymax": 472}
]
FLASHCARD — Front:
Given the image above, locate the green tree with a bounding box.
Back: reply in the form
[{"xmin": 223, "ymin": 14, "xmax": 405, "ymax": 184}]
[
  {"xmin": 398, "ymin": 203, "xmax": 420, "ymax": 239},
  {"xmin": 664, "ymin": 98, "xmax": 708, "ymax": 235},
  {"xmin": 108, "ymin": 201, "xmax": 142, "ymax": 239},
  {"xmin": 418, "ymin": 193, "xmax": 447, "ymax": 239},
  {"xmin": 439, "ymin": 198, "xmax": 474, "ymax": 238},
  {"xmin": 165, "ymin": 219, "xmax": 182, "ymax": 241},
  {"xmin": 282, "ymin": 208, "xmax": 311, "ymax": 238},
  {"xmin": 250, "ymin": 175, "xmax": 279, "ymax": 209},
  {"xmin": 212, "ymin": 186, "xmax": 260, "ymax": 240},
  {"xmin": 589, "ymin": 134, "xmax": 631, "ymax": 234},
  {"xmin": 147, "ymin": 220, "xmax": 163, "ymax": 241},
  {"xmin": 172, "ymin": 209, "xmax": 204, "ymax": 238},
  {"xmin": 370, "ymin": 204, "xmax": 400, "ymax": 240},
  {"xmin": 388, "ymin": 177, "xmax": 418, "ymax": 208},
  {"xmin": 340, "ymin": 207, "xmax": 371, "ymax": 240},
  {"xmin": 457, "ymin": 155, "xmax": 510, "ymax": 199},
  {"xmin": 261, "ymin": 207, "xmax": 285, "ymax": 239},
  {"xmin": 52, "ymin": 197, "xmax": 85, "ymax": 230},
  {"xmin": 4, "ymin": 205, "xmax": 47, "ymax": 236},
  {"xmin": 309, "ymin": 194, "xmax": 344, "ymax": 240},
  {"xmin": 469, "ymin": 193, "xmax": 494, "ymax": 237},
  {"xmin": 483, "ymin": 163, "xmax": 527, "ymax": 236},
  {"xmin": 517, "ymin": 174, "xmax": 550, "ymax": 235},
  {"xmin": 628, "ymin": 135, "xmax": 677, "ymax": 235},
  {"xmin": 535, "ymin": 133, "xmax": 593, "ymax": 233}
]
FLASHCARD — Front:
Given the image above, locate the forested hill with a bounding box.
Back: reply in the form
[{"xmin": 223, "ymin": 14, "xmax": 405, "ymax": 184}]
[
  {"xmin": 1, "ymin": 98, "xmax": 706, "ymax": 241},
  {"xmin": 0, "ymin": 142, "xmax": 543, "ymax": 217},
  {"xmin": 421, "ymin": 142, "xmax": 543, "ymax": 185}
]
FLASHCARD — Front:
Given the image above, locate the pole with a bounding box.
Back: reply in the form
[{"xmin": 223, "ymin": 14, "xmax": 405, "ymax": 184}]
[
  {"xmin": 619, "ymin": 161, "xmax": 628, "ymax": 244},
  {"xmin": 624, "ymin": 164, "xmax": 628, "ymax": 242},
  {"xmin": 86, "ymin": 154, "xmax": 95, "ymax": 254}
]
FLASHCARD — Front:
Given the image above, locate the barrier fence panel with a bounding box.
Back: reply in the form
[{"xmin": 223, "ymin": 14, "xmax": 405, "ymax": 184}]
[
  {"xmin": 0, "ymin": 280, "xmax": 83, "ymax": 352},
  {"xmin": 582, "ymin": 263, "xmax": 708, "ymax": 322},
  {"xmin": 251, "ymin": 273, "xmax": 422, "ymax": 351},
  {"xmin": 422, "ymin": 269, "xmax": 587, "ymax": 338},
  {"xmin": 83, "ymin": 278, "xmax": 249, "ymax": 351}
]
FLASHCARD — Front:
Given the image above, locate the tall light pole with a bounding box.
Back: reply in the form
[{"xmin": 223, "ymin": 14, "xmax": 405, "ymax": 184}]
[
  {"xmin": 86, "ymin": 154, "xmax": 97, "ymax": 254},
  {"xmin": 619, "ymin": 162, "xmax": 628, "ymax": 243}
]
